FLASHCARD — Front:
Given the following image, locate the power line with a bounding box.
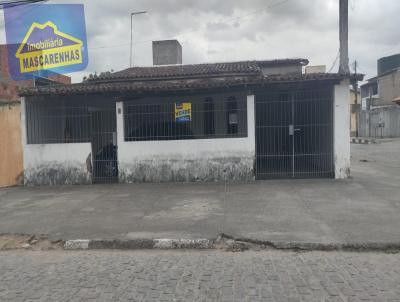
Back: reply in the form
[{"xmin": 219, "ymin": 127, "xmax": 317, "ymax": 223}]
[
  {"xmin": 352, "ymin": 62, "xmax": 368, "ymax": 77},
  {"xmin": 0, "ymin": 0, "xmax": 293, "ymax": 58},
  {"xmin": 88, "ymin": 0, "xmax": 292, "ymax": 51},
  {"xmin": 0, "ymin": 2, "xmax": 44, "ymax": 27},
  {"xmin": 0, "ymin": 0, "xmax": 46, "ymax": 8},
  {"xmin": 328, "ymin": 51, "xmax": 340, "ymax": 73}
]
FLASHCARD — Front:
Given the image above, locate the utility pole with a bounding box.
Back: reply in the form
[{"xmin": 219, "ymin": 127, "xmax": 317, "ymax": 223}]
[
  {"xmin": 339, "ymin": 0, "xmax": 350, "ymax": 74},
  {"xmin": 353, "ymin": 60, "xmax": 359, "ymax": 137},
  {"xmin": 130, "ymin": 11, "xmax": 147, "ymax": 68}
]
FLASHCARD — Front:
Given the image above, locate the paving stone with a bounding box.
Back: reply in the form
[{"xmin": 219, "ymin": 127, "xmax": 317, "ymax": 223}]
[{"xmin": 0, "ymin": 250, "xmax": 399, "ymax": 301}]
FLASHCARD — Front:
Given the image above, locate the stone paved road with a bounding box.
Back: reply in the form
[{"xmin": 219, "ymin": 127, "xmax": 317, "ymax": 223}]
[{"xmin": 0, "ymin": 250, "xmax": 399, "ymax": 302}]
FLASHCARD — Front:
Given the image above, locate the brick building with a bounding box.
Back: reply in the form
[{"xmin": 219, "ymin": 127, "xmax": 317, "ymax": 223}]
[{"xmin": 0, "ymin": 44, "xmax": 71, "ymax": 104}]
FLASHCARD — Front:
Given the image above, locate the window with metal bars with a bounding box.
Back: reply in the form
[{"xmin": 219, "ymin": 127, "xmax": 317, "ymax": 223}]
[
  {"xmin": 124, "ymin": 96, "xmax": 247, "ymax": 141},
  {"xmin": 26, "ymin": 100, "xmax": 91, "ymax": 144}
]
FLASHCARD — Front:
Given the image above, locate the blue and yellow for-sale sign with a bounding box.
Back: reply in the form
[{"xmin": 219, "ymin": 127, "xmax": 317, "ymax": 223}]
[
  {"xmin": 175, "ymin": 102, "xmax": 192, "ymax": 123},
  {"xmin": 4, "ymin": 4, "xmax": 88, "ymax": 80}
]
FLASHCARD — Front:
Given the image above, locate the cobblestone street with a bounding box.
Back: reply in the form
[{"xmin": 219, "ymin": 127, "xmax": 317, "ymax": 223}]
[{"xmin": 0, "ymin": 250, "xmax": 399, "ymax": 302}]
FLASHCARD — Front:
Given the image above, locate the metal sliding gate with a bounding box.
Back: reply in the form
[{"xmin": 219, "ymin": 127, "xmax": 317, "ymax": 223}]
[
  {"xmin": 91, "ymin": 107, "xmax": 118, "ymax": 184},
  {"xmin": 255, "ymin": 88, "xmax": 334, "ymax": 179}
]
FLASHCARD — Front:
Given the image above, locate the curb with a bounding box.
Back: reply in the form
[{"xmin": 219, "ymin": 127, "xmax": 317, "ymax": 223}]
[
  {"xmin": 235, "ymin": 240, "xmax": 400, "ymax": 252},
  {"xmin": 63, "ymin": 237, "xmax": 400, "ymax": 252},
  {"xmin": 64, "ymin": 239, "xmax": 214, "ymax": 250},
  {"xmin": 219, "ymin": 234, "xmax": 400, "ymax": 252},
  {"xmin": 4, "ymin": 233, "xmax": 399, "ymax": 252},
  {"xmin": 351, "ymin": 138, "xmax": 376, "ymax": 144}
]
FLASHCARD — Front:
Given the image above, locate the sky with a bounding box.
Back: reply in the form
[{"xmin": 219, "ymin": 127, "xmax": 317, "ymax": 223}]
[{"xmin": 1, "ymin": 0, "xmax": 399, "ymax": 83}]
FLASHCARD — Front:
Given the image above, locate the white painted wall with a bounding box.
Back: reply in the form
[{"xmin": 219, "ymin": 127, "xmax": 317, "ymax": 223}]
[
  {"xmin": 21, "ymin": 98, "xmax": 92, "ymax": 185},
  {"xmin": 116, "ymin": 95, "xmax": 256, "ymax": 182},
  {"xmin": 334, "ymin": 80, "xmax": 351, "ymax": 179},
  {"xmin": 23, "ymin": 143, "xmax": 92, "ymax": 186}
]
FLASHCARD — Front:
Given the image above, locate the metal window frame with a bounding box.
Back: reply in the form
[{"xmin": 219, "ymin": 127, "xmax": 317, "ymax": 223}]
[{"xmin": 123, "ymin": 96, "xmax": 248, "ymax": 142}]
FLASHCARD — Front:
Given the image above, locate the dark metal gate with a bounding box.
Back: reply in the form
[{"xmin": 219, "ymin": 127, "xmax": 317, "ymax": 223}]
[
  {"xmin": 255, "ymin": 88, "xmax": 334, "ymax": 179},
  {"xmin": 91, "ymin": 107, "xmax": 118, "ymax": 184}
]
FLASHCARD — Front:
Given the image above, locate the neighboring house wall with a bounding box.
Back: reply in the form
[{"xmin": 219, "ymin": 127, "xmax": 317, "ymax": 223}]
[
  {"xmin": 350, "ymin": 112, "xmax": 357, "ymax": 137},
  {"xmin": 261, "ymin": 65, "xmax": 302, "ymax": 76},
  {"xmin": 358, "ymin": 105, "xmax": 400, "ymax": 138},
  {"xmin": 377, "ymin": 69, "xmax": 400, "ymax": 106},
  {"xmin": 0, "ymin": 103, "xmax": 23, "ymax": 187},
  {"xmin": 116, "ymin": 95, "xmax": 256, "ymax": 182},
  {"xmin": 20, "ymin": 98, "xmax": 92, "ymax": 186},
  {"xmin": 0, "ymin": 45, "xmax": 71, "ymax": 103},
  {"xmin": 360, "ymin": 81, "xmax": 378, "ymax": 109},
  {"xmin": 305, "ymin": 65, "xmax": 326, "ymax": 74},
  {"xmin": 349, "ymin": 89, "xmax": 360, "ymax": 137},
  {"xmin": 0, "ymin": 45, "xmax": 72, "ymax": 186},
  {"xmin": 334, "ymin": 80, "xmax": 351, "ymax": 179},
  {"xmin": 358, "ymin": 70, "xmax": 400, "ymax": 137}
]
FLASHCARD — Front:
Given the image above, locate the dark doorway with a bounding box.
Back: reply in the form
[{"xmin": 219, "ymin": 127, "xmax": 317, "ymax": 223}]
[
  {"xmin": 91, "ymin": 106, "xmax": 118, "ymax": 184},
  {"xmin": 255, "ymin": 88, "xmax": 334, "ymax": 179}
]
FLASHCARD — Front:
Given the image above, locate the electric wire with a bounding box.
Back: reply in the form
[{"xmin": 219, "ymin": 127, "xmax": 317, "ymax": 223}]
[
  {"xmin": 0, "ymin": 0, "xmax": 292, "ymax": 51},
  {"xmin": 0, "ymin": 0, "xmax": 46, "ymax": 8},
  {"xmin": 327, "ymin": 51, "xmax": 340, "ymax": 73},
  {"xmin": 88, "ymin": 0, "xmax": 292, "ymax": 51}
]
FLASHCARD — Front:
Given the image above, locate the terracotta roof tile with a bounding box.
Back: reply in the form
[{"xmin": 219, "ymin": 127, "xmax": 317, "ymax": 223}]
[{"xmin": 88, "ymin": 59, "xmax": 309, "ymax": 81}]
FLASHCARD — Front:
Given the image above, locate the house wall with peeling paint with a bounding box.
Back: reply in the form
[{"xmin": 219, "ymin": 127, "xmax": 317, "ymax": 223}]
[
  {"xmin": 23, "ymin": 143, "xmax": 92, "ymax": 186},
  {"xmin": 116, "ymin": 95, "xmax": 256, "ymax": 182}
]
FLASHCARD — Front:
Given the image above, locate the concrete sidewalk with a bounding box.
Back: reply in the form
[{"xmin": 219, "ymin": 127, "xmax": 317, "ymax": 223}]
[{"xmin": 0, "ymin": 140, "xmax": 399, "ymax": 246}]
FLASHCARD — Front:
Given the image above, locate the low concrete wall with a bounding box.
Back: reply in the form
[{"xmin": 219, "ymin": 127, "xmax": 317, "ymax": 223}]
[
  {"xmin": 358, "ymin": 105, "xmax": 400, "ymax": 138},
  {"xmin": 23, "ymin": 143, "xmax": 92, "ymax": 186},
  {"xmin": 21, "ymin": 98, "xmax": 92, "ymax": 186},
  {"xmin": 334, "ymin": 80, "xmax": 351, "ymax": 179},
  {"xmin": 116, "ymin": 95, "xmax": 256, "ymax": 182},
  {"xmin": 0, "ymin": 103, "xmax": 23, "ymax": 187}
]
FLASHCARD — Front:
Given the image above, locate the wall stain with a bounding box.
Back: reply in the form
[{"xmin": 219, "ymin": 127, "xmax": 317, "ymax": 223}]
[
  {"xmin": 119, "ymin": 156, "xmax": 255, "ymax": 183},
  {"xmin": 24, "ymin": 162, "xmax": 91, "ymax": 186}
]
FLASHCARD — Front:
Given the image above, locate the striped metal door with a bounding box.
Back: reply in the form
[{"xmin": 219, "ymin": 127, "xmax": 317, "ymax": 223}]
[{"xmin": 255, "ymin": 88, "xmax": 334, "ymax": 179}]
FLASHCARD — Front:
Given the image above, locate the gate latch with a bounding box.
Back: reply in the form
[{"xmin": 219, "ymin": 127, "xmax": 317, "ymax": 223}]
[
  {"xmin": 289, "ymin": 125, "xmax": 300, "ymax": 135},
  {"xmin": 289, "ymin": 125, "xmax": 294, "ymax": 135}
]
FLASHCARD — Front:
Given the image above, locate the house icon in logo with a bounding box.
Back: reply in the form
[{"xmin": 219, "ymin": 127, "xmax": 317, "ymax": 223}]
[{"xmin": 16, "ymin": 21, "xmax": 83, "ymax": 73}]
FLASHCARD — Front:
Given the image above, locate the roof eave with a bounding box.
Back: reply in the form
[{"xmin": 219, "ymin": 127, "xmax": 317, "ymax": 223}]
[
  {"xmin": 86, "ymin": 72, "xmax": 261, "ymax": 84},
  {"xmin": 19, "ymin": 74, "xmax": 352, "ymax": 98}
]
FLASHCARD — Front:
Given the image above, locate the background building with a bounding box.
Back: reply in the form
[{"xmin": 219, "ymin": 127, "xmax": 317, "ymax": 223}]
[
  {"xmin": 349, "ymin": 87, "xmax": 361, "ymax": 137},
  {"xmin": 359, "ymin": 54, "xmax": 400, "ymax": 138}
]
